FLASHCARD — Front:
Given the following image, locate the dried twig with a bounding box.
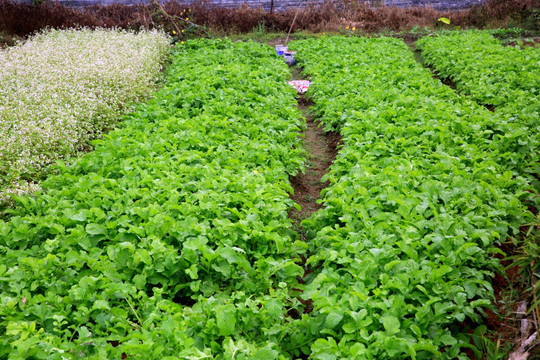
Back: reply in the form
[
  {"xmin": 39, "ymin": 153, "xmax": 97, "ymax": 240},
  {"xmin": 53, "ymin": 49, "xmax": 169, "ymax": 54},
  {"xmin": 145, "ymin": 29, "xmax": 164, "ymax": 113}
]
[
  {"xmin": 170, "ymin": 15, "xmax": 213, "ymax": 38},
  {"xmin": 532, "ymin": 273, "xmax": 540, "ymax": 343},
  {"xmin": 151, "ymin": 0, "xmax": 182, "ymax": 35},
  {"xmin": 149, "ymin": 0, "xmax": 212, "ymax": 38},
  {"xmin": 508, "ymin": 331, "xmax": 538, "ymax": 360},
  {"xmin": 285, "ymin": 0, "xmax": 306, "ymax": 44},
  {"xmin": 152, "ymin": 0, "xmax": 213, "ymax": 38},
  {"xmin": 285, "ymin": 9, "xmax": 300, "ymax": 45},
  {"xmin": 144, "ymin": 6, "xmax": 155, "ymax": 28}
]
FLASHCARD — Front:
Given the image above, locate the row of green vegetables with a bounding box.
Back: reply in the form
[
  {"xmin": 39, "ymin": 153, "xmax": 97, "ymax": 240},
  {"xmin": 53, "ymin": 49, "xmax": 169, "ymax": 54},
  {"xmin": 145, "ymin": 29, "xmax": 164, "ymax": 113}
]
[
  {"xmin": 288, "ymin": 36, "xmax": 533, "ymax": 359},
  {"xmin": 416, "ymin": 30, "xmax": 539, "ymax": 107},
  {"xmin": 0, "ymin": 39, "xmax": 308, "ymax": 359},
  {"xmin": 416, "ymin": 31, "xmax": 540, "ymax": 187}
]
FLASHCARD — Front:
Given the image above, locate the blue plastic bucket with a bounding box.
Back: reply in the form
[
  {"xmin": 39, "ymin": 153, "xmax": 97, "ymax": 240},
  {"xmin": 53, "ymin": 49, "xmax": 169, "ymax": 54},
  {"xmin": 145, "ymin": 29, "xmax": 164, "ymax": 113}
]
[
  {"xmin": 275, "ymin": 45, "xmax": 287, "ymax": 56},
  {"xmin": 283, "ymin": 51, "xmax": 296, "ymax": 66}
]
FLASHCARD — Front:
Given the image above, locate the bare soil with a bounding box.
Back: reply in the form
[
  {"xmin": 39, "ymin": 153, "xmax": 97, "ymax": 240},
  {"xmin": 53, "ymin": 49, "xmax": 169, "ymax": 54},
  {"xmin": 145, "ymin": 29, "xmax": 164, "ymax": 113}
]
[
  {"xmin": 287, "ymin": 66, "xmax": 340, "ymax": 231},
  {"xmin": 505, "ymin": 37, "xmax": 540, "ymax": 47},
  {"xmin": 284, "ymin": 63, "xmax": 338, "ymax": 325},
  {"xmin": 266, "ymin": 37, "xmax": 288, "ymax": 47}
]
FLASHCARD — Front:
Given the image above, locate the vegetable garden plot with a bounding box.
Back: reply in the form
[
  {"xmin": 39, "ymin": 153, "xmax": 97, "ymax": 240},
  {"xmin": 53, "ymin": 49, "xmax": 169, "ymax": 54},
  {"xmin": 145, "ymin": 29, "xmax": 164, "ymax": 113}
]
[
  {"xmin": 0, "ymin": 29, "xmax": 170, "ymax": 203},
  {"xmin": 2, "ymin": 32, "xmax": 536, "ymax": 360},
  {"xmin": 0, "ymin": 39, "xmax": 307, "ymax": 359},
  {"xmin": 416, "ymin": 31, "xmax": 540, "ymax": 187},
  {"xmin": 416, "ymin": 31, "xmax": 540, "ymax": 108},
  {"xmin": 287, "ymin": 36, "xmax": 533, "ymax": 359}
]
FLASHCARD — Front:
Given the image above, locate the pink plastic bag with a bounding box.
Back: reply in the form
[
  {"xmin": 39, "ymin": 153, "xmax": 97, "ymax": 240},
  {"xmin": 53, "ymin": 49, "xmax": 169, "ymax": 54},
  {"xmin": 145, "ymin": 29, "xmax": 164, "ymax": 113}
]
[{"xmin": 288, "ymin": 80, "xmax": 311, "ymax": 94}]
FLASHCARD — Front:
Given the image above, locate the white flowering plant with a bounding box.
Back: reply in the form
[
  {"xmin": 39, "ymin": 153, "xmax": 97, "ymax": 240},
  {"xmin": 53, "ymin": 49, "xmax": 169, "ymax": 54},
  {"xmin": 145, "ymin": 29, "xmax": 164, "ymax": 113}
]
[{"xmin": 0, "ymin": 28, "xmax": 170, "ymax": 202}]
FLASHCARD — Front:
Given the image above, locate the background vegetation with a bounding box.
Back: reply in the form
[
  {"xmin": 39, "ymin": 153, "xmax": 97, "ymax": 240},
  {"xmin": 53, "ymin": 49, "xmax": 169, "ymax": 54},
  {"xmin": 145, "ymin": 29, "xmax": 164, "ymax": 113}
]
[{"xmin": 0, "ymin": 0, "xmax": 539, "ymax": 45}]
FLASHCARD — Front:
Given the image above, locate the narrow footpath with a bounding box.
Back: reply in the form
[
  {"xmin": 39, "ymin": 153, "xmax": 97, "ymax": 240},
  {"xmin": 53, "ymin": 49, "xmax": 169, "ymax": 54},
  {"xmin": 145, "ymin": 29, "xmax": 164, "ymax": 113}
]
[
  {"xmin": 289, "ymin": 66, "xmax": 339, "ymax": 225},
  {"xmin": 287, "ymin": 65, "xmax": 340, "ymax": 237},
  {"xmin": 285, "ymin": 62, "xmax": 341, "ymax": 323}
]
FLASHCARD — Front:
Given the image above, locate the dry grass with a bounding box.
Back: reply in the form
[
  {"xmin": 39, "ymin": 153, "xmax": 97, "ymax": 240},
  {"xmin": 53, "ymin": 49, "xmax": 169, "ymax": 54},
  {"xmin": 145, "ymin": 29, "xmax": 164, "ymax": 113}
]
[{"xmin": 0, "ymin": 0, "xmax": 538, "ymax": 39}]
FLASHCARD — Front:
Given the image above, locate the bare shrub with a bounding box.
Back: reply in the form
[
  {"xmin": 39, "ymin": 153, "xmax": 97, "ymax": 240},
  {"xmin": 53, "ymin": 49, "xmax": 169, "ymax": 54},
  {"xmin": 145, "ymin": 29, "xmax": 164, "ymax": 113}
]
[{"xmin": 0, "ymin": 0, "xmax": 538, "ymax": 38}]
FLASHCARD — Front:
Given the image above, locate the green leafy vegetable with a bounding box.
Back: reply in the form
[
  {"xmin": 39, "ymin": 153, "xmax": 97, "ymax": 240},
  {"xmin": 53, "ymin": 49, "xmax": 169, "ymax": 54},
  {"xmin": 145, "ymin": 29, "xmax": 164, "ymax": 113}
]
[
  {"xmin": 288, "ymin": 36, "xmax": 532, "ymax": 359},
  {"xmin": 416, "ymin": 31, "xmax": 539, "ymax": 188},
  {"xmin": 0, "ymin": 39, "xmax": 306, "ymax": 359}
]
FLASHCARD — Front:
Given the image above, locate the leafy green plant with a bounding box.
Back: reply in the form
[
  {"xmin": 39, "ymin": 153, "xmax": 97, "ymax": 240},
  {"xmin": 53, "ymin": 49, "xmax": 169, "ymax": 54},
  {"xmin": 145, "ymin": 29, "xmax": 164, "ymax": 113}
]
[
  {"xmin": 252, "ymin": 21, "xmax": 267, "ymax": 37},
  {"xmin": 488, "ymin": 27, "xmax": 529, "ymax": 38},
  {"xmin": 416, "ymin": 30, "xmax": 540, "ymax": 190},
  {"xmin": 2, "ymin": 32, "xmax": 537, "ymax": 359},
  {"xmin": 0, "ymin": 39, "xmax": 307, "ymax": 358},
  {"xmin": 288, "ymin": 36, "xmax": 533, "ymax": 358},
  {"xmin": 470, "ymin": 325, "xmax": 513, "ymax": 360},
  {"xmin": 416, "ymin": 30, "xmax": 540, "ymax": 108}
]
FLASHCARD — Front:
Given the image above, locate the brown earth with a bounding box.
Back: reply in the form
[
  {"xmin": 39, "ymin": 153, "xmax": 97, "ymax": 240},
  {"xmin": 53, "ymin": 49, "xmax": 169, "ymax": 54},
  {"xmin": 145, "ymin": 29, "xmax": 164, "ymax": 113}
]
[
  {"xmin": 283, "ymin": 62, "xmax": 338, "ymax": 325},
  {"xmin": 287, "ymin": 66, "xmax": 340, "ymax": 232},
  {"xmin": 505, "ymin": 37, "xmax": 540, "ymax": 47},
  {"xmin": 267, "ymin": 37, "xmax": 288, "ymax": 47}
]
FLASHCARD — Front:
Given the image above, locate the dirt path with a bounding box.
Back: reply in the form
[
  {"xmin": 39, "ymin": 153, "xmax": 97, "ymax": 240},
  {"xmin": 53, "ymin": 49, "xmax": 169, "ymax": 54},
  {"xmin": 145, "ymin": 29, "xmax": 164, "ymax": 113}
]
[{"xmin": 287, "ymin": 65, "xmax": 339, "ymax": 236}]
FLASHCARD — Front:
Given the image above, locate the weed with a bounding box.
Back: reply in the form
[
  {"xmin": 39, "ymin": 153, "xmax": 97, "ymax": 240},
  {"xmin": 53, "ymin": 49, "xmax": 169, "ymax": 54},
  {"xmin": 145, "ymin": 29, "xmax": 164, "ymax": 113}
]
[
  {"xmin": 471, "ymin": 326, "xmax": 513, "ymax": 360},
  {"xmin": 511, "ymin": 216, "xmax": 540, "ymax": 318}
]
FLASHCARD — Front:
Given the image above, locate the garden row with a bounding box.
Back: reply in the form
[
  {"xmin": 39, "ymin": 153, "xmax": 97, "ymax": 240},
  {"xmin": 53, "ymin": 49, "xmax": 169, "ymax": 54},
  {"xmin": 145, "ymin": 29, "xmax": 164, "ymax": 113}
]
[
  {"xmin": 0, "ymin": 39, "xmax": 307, "ymax": 358},
  {"xmin": 288, "ymin": 36, "xmax": 533, "ymax": 359},
  {"xmin": 0, "ymin": 29, "xmax": 170, "ymax": 203},
  {"xmin": 416, "ymin": 31, "xmax": 540, "ymax": 188}
]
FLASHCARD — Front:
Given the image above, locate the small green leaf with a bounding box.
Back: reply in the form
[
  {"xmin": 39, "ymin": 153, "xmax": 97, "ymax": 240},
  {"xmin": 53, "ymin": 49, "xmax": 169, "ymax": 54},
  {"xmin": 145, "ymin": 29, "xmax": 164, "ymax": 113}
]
[
  {"xmin": 216, "ymin": 305, "xmax": 236, "ymax": 336},
  {"xmin": 70, "ymin": 210, "xmax": 89, "ymax": 222},
  {"xmin": 78, "ymin": 326, "xmax": 92, "ymax": 339},
  {"xmin": 342, "ymin": 322, "xmax": 356, "ymax": 334},
  {"xmin": 93, "ymin": 300, "xmax": 110, "ymax": 310},
  {"xmin": 438, "ymin": 17, "xmax": 451, "ymax": 25},
  {"xmin": 410, "ymin": 324, "xmax": 422, "ymax": 337},
  {"xmin": 325, "ymin": 310, "xmax": 344, "ymax": 329},
  {"xmin": 440, "ymin": 333, "xmax": 457, "ymax": 346},
  {"xmin": 252, "ymin": 348, "xmax": 279, "ymax": 359},
  {"xmin": 133, "ymin": 274, "xmax": 146, "ymax": 289},
  {"xmin": 265, "ymin": 299, "xmax": 283, "ymax": 319},
  {"xmin": 382, "ymin": 315, "xmax": 400, "ymax": 335},
  {"xmin": 86, "ymin": 223, "xmax": 106, "ymax": 235}
]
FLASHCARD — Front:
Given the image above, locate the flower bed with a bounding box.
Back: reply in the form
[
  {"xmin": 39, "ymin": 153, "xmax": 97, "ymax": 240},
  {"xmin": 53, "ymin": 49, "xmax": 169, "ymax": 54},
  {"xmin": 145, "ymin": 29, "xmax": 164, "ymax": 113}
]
[{"xmin": 0, "ymin": 28, "xmax": 170, "ymax": 201}]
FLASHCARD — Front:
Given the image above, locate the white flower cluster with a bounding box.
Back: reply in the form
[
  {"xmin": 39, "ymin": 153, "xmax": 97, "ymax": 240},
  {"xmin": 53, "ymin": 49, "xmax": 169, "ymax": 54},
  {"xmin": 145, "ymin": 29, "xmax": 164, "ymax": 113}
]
[{"xmin": 0, "ymin": 28, "xmax": 170, "ymax": 202}]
